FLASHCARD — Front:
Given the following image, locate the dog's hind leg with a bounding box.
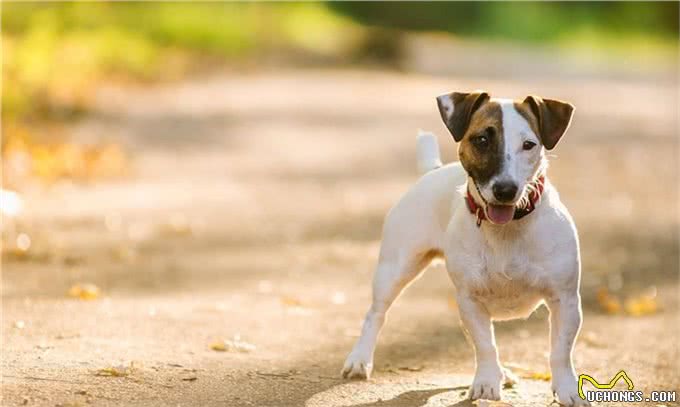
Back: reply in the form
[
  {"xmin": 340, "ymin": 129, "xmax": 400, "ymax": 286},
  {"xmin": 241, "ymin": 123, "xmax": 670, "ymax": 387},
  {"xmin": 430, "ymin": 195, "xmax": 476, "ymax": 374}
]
[{"xmin": 341, "ymin": 247, "xmax": 440, "ymax": 379}]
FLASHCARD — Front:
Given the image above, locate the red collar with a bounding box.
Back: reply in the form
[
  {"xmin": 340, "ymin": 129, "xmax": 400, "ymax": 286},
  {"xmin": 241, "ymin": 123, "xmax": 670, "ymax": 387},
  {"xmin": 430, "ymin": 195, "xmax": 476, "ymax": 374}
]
[{"xmin": 465, "ymin": 175, "xmax": 545, "ymax": 227}]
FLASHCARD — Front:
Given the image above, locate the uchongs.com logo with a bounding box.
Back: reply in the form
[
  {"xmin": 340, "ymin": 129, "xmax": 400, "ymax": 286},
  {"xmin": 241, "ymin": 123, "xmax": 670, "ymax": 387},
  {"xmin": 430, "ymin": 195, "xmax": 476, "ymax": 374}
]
[{"xmin": 578, "ymin": 370, "xmax": 676, "ymax": 403}]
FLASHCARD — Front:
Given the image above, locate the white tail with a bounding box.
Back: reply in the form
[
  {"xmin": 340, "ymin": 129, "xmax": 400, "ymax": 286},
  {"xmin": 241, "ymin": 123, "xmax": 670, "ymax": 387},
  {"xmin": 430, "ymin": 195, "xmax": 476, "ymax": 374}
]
[{"xmin": 416, "ymin": 130, "xmax": 442, "ymax": 175}]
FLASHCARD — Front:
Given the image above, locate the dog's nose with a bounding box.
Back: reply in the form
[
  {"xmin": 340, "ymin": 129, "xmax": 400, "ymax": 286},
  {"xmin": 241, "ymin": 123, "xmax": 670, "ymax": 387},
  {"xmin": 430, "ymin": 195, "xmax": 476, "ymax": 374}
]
[{"xmin": 492, "ymin": 182, "xmax": 518, "ymax": 202}]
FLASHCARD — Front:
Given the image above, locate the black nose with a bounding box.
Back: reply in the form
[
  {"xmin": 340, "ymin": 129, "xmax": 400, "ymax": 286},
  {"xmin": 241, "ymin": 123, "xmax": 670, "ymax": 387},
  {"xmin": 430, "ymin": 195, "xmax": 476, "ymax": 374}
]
[{"xmin": 492, "ymin": 182, "xmax": 518, "ymax": 202}]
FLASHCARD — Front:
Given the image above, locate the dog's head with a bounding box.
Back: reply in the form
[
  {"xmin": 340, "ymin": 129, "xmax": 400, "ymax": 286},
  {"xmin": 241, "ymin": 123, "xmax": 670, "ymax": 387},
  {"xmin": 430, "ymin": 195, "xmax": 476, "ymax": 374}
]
[{"xmin": 437, "ymin": 91, "xmax": 574, "ymax": 225}]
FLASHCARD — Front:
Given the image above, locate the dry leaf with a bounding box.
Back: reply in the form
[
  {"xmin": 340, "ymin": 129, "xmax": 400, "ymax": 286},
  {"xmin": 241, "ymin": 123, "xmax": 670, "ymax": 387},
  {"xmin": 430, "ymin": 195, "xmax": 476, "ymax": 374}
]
[
  {"xmin": 2, "ymin": 129, "xmax": 129, "ymax": 184},
  {"xmin": 398, "ymin": 365, "xmax": 424, "ymax": 372},
  {"xmin": 597, "ymin": 287, "xmax": 622, "ymax": 314},
  {"xmin": 111, "ymin": 246, "xmax": 137, "ymax": 263},
  {"xmin": 624, "ymin": 293, "xmax": 658, "ymax": 316},
  {"xmin": 281, "ymin": 296, "xmax": 303, "ymax": 307},
  {"xmin": 63, "ymin": 255, "xmax": 85, "ymax": 266},
  {"xmin": 68, "ymin": 283, "xmax": 101, "ymax": 300},
  {"xmin": 520, "ymin": 371, "xmax": 551, "ymax": 381},
  {"xmin": 210, "ymin": 336, "xmax": 255, "ymax": 353},
  {"xmin": 55, "ymin": 332, "xmax": 80, "ymax": 340},
  {"xmin": 96, "ymin": 365, "xmax": 130, "ymax": 377},
  {"xmin": 506, "ymin": 363, "xmax": 551, "ymax": 381}
]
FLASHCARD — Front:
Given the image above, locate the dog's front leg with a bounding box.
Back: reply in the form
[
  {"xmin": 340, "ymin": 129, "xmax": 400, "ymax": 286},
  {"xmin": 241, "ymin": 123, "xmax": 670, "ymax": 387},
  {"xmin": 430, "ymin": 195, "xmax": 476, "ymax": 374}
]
[
  {"xmin": 457, "ymin": 294, "xmax": 503, "ymax": 401},
  {"xmin": 548, "ymin": 294, "xmax": 590, "ymax": 407}
]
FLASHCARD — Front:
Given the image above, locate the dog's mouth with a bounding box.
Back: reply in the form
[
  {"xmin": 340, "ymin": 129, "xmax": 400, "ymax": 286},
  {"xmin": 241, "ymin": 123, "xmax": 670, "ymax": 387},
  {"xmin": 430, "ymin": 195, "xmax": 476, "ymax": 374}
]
[{"xmin": 472, "ymin": 182, "xmax": 516, "ymax": 225}]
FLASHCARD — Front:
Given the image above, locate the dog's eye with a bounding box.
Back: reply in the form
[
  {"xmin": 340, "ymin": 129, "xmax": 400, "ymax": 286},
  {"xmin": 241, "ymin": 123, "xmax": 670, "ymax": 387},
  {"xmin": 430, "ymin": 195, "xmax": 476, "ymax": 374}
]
[
  {"xmin": 472, "ymin": 135, "xmax": 488, "ymax": 149},
  {"xmin": 471, "ymin": 128, "xmax": 493, "ymax": 149},
  {"xmin": 523, "ymin": 141, "xmax": 537, "ymax": 150}
]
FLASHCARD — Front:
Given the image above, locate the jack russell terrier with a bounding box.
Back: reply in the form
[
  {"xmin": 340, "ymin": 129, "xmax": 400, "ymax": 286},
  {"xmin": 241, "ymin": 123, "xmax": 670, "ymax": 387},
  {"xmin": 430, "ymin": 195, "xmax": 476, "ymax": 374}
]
[{"xmin": 341, "ymin": 91, "xmax": 588, "ymax": 406}]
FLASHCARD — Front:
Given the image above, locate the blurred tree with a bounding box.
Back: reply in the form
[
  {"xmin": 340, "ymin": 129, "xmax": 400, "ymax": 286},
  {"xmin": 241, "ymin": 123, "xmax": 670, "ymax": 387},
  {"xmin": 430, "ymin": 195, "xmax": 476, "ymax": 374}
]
[{"xmin": 328, "ymin": 2, "xmax": 679, "ymax": 42}]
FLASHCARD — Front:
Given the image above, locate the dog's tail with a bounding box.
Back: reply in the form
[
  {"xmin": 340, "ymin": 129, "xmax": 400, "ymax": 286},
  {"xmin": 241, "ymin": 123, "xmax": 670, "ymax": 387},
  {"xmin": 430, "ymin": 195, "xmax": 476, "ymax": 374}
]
[{"xmin": 416, "ymin": 130, "xmax": 443, "ymax": 175}]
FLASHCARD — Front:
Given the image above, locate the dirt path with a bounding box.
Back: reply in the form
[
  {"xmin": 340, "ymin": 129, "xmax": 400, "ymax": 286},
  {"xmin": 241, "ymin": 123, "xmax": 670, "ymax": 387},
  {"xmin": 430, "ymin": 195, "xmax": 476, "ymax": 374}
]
[{"xmin": 2, "ymin": 69, "xmax": 679, "ymax": 406}]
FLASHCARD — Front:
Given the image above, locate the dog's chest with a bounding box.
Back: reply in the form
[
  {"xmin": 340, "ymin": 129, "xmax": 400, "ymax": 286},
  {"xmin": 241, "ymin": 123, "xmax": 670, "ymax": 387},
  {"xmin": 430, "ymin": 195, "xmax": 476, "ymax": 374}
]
[
  {"xmin": 478, "ymin": 241, "xmax": 544, "ymax": 290},
  {"xmin": 475, "ymin": 248, "xmax": 547, "ymax": 319},
  {"xmin": 447, "ymin": 228, "xmax": 550, "ymax": 318}
]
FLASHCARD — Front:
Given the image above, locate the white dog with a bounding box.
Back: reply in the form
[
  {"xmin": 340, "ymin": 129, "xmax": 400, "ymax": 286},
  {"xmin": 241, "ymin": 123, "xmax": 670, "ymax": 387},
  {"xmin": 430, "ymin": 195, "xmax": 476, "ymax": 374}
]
[{"xmin": 342, "ymin": 91, "xmax": 589, "ymax": 407}]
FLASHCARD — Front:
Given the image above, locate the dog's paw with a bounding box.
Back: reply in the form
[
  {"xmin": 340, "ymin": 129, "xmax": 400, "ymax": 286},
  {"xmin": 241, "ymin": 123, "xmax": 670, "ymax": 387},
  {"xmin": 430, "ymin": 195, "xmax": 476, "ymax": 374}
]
[
  {"xmin": 341, "ymin": 350, "xmax": 373, "ymax": 380},
  {"xmin": 469, "ymin": 364, "xmax": 503, "ymax": 400},
  {"xmin": 552, "ymin": 375, "xmax": 590, "ymax": 407}
]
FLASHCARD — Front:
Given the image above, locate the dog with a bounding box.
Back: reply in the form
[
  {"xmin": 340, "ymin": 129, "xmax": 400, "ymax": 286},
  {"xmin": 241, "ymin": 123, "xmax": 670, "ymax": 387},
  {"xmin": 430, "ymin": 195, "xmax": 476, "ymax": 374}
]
[{"xmin": 341, "ymin": 91, "xmax": 589, "ymax": 407}]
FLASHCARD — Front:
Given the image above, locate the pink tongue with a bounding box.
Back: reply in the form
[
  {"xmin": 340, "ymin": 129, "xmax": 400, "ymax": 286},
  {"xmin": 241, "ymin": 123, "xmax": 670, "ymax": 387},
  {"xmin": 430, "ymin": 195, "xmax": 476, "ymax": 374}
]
[{"xmin": 487, "ymin": 204, "xmax": 515, "ymax": 225}]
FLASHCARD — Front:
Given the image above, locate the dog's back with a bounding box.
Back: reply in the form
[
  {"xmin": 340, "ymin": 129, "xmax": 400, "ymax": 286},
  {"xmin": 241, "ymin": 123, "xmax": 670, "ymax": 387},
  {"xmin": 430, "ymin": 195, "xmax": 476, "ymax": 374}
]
[{"xmin": 379, "ymin": 134, "xmax": 466, "ymax": 260}]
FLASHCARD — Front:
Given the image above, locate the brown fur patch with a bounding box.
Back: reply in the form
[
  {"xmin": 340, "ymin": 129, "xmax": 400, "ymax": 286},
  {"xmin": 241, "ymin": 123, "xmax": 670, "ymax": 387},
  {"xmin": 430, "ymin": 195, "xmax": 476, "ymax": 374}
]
[
  {"xmin": 517, "ymin": 96, "xmax": 574, "ymax": 150},
  {"xmin": 457, "ymin": 101, "xmax": 505, "ymax": 185},
  {"xmin": 513, "ymin": 101, "xmax": 541, "ymax": 137}
]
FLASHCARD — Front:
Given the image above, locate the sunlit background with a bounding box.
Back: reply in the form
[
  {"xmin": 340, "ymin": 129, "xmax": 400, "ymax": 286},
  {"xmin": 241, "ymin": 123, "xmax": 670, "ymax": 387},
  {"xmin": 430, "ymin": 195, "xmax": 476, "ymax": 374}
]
[{"xmin": 2, "ymin": 3, "xmax": 679, "ymax": 406}]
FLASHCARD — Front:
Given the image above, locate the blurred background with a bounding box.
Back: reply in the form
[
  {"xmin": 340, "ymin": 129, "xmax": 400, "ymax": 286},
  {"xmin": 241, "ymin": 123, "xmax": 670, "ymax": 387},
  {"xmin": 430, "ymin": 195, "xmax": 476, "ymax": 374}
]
[{"xmin": 2, "ymin": 3, "xmax": 678, "ymax": 406}]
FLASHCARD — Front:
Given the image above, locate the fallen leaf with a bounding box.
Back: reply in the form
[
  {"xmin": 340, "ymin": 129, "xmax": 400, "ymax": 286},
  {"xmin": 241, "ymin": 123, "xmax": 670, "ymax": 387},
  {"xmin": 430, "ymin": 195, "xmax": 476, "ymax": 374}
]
[
  {"xmin": 398, "ymin": 365, "xmax": 425, "ymax": 372},
  {"xmin": 281, "ymin": 296, "xmax": 303, "ymax": 307},
  {"xmin": 624, "ymin": 289, "xmax": 658, "ymax": 316},
  {"xmin": 68, "ymin": 283, "xmax": 100, "ymax": 300},
  {"xmin": 520, "ymin": 371, "xmax": 551, "ymax": 381},
  {"xmin": 96, "ymin": 365, "xmax": 130, "ymax": 377},
  {"xmin": 159, "ymin": 213, "xmax": 192, "ymax": 237},
  {"xmin": 210, "ymin": 336, "xmax": 256, "ymax": 353},
  {"xmin": 63, "ymin": 255, "xmax": 85, "ymax": 266},
  {"xmin": 506, "ymin": 363, "xmax": 551, "ymax": 381},
  {"xmin": 597, "ymin": 287, "xmax": 622, "ymax": 314},
  {"xmin": 55, "ymin": 332, "xmax": 80, "ymax": 340}
]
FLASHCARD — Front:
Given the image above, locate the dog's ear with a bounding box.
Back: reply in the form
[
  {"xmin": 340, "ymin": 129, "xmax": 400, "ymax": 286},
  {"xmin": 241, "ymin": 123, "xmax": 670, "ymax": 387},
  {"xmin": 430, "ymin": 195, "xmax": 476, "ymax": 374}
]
[
  {"xmin": 436, "ymin": 91, "xmax": 490, "ymax": 142},
  {"xmin": 523, "ymin": 96, "xmax": 574, "ymax": 150}
]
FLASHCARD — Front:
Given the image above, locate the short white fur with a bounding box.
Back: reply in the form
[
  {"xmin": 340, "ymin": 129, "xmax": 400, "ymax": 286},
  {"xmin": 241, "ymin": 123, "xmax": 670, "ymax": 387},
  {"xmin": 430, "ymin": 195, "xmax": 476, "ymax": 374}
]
[{"xmin": 341, "ymin": 102, "xmax": 588, "ymax": 407}]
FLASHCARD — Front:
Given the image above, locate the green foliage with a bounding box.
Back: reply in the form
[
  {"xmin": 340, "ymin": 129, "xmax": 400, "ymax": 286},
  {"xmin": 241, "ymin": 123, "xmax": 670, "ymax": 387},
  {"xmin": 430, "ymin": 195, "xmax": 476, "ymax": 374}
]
[
  {"xmin": 2, "ymin": 2, "xmax": 676, "ymax": 124},
  {"xmin": 2, "ymin": 2, "xmax": 362, "ymax": 121},
  {"xmin": 329, "ymin": 2, "xmax": 679, "ymax": 43}
]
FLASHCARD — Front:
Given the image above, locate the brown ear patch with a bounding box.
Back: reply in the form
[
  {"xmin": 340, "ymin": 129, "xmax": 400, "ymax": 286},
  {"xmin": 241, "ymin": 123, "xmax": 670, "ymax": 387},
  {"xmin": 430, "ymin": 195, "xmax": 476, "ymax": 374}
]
[
  {"xmin": 437, "ymin": 91, "xmax": 490, "ymax": 142},
  {"xmin": 513, "ymin": 101, "xmax": 540, "ymax": 138},
  {"xmin": 519, "ymin": 96, "xmax": 574, "ymax": 150},
  {"xmin": 457, "ymin": 101, "xmax": 504, "ymax": 185}
]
